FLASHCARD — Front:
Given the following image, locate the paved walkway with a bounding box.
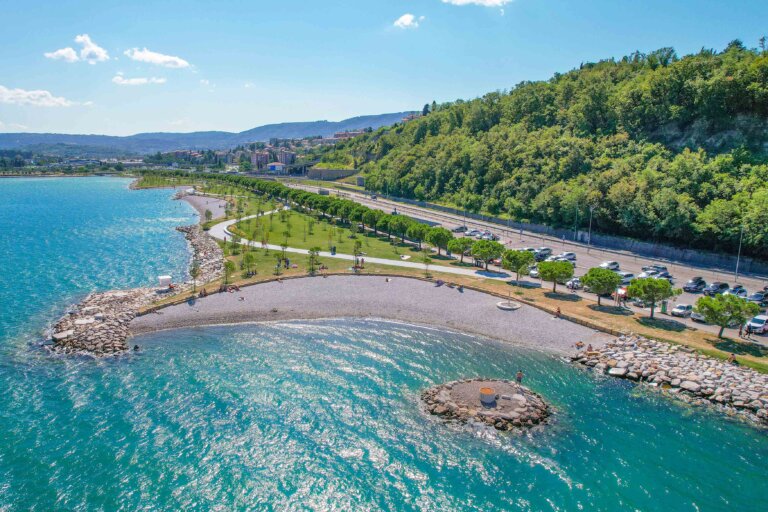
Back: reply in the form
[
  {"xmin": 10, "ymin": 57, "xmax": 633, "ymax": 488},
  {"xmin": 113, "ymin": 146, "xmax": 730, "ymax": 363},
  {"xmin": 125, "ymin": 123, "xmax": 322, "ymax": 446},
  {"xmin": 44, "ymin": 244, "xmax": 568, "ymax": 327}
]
[{"xmin": 208, "ymin": 211, "xmax": 512, "ymax": 281}]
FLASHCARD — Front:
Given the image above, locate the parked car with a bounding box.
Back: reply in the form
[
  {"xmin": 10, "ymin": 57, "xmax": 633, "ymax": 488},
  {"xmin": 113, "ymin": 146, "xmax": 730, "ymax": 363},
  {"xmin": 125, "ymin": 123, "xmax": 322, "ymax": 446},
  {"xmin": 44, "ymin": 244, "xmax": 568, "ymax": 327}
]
[
  {"xmin": 638, "ymin": 270, "xmax": 659, "ymax": 279},
  {"xmin": 555, "ymin": 257, "xmax": 576, "ymax": 266},
  {"xmin": 703, "ymin": 282, "xmax": 730, "ymax": 296},
  {"xmin": 599, "ymin": 261, "xmax": 620, "ymax": 271},
  {"xmin": 748, "ymin": 292, "xmax": 768, "ymax": 306},
  {"xmin": 534, "ymin": 247, "xmax": 552, "ymax": 261},
  {"xmin": 655, "ymin": 271, "xmax": 675, "ymax": 283},
  {"xmin": 642, "ymin": 264, "xmax": 668, "ymax": 273},
  {"xmin": 747, "ymin": 315, "xmax": 768, "ymax": 334},
  {"xmin": 616, "ymin": 272, "xmax": 635, "ymax": 285},
  {"xmin": 466, "ymin": 229, "xmax": 481, "ymax": 237},
  {"xmin": 691, "ymin": 311, "xmax": 707, "ymax": 323},
  {"xmin": 452, "ymin": 225, "xmax": 468, "ymax": 233},
  {"xmin": 521, "ymin": 247, "xmax": 536, "ymax": 253},
  {"xmin": 557, "ymin": 252, "xmax": 577, "ymax": 261},
  {"xmin": 670, "ymin": 304, "xmax": 693, "ymax": 318},
  {"xmin": 683, "ymin": 277, "xmax": 707, "ymax": 293},
  {"xmin": 566, "ymin": 277, "xmax": 582, "ymax": 290},
  {"xmin": 528, "ymin": 265, "xmax": 540, "ymax": 278},
  {"xmin": 724, "ymin": 285, "xmax": 748, "ymax": 298}
]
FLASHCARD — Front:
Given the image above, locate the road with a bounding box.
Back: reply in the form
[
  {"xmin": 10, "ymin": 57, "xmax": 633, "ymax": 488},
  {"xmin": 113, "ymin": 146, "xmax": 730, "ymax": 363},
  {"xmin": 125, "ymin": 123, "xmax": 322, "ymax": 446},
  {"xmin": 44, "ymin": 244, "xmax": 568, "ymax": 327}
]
[{"xmin": 285, "ymin": 182, "xmax": 768, "ymax": 341}]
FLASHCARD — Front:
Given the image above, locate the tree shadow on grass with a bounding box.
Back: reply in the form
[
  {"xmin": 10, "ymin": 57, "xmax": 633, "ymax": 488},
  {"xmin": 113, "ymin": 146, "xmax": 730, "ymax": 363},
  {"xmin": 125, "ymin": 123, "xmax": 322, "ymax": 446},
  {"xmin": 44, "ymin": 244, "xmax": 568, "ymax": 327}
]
[
  {"xmin": 709, "ymin": 338, "xmax": 768, "ymax": 357},
  {"xmin": 544, "ymin": 292, "xmax": 582, "ymax": 302},
  {"xmin": 507, "ymin": 280, "xmax": 541, "ymax": 289},
  {"xmin": 636, "ymin": 317, "xmax": 687, "ymax": 332},
  {"xmin": 588, "ymin": 304, "xmax": 633, "ymax": 316}
]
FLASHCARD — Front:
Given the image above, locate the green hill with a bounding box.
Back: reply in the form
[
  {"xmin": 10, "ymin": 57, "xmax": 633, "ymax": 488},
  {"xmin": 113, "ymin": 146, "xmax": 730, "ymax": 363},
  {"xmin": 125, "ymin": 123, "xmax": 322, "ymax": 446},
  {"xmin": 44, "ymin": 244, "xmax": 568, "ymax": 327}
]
[{"xmin": 321, "ymin": 41, "xmax": 768, "ymax": 258}]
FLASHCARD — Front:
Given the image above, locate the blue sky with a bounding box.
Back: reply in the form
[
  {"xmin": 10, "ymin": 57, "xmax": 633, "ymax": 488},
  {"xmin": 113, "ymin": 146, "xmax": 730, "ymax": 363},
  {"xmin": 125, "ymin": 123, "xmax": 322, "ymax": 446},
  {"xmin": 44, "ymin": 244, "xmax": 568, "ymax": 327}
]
[{"xmin": 0, "ymin": 0, "xmax": 766, "ymax": 136}]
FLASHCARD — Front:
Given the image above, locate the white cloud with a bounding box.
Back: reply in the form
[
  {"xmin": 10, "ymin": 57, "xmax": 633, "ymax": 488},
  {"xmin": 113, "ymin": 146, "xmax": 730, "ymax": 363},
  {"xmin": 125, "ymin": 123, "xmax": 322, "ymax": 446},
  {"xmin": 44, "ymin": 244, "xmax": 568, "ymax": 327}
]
[
  {"xmin": 112, "ymin": 73, "xmax": 166, "ymax": 86},
  {"xmin": 244, "ymin": 82, "xmax": 255, "ymax": 89},
  {"xmin": 75, "ymin": 34, "xmax": 109, "ymax": 64},
  {"xmin": 0, "ymin": 85, "xmax": 75, "ymax": 107},
  {"xmin": 441, "ymin": 0, "xmax": 512, "ymax": 6},
  {"xmin": 394, "ymin": 13, "xmax": 424, "ymax": 29},
  {"xmin": 0, "ymin": 120, "xmax": 28, "ymax": 131},
  {"xmin": 44, "ymin": 34, "xmax": 109, "ymax": 64},
  {"xmin": 124, "ymin": 48, "xmax": 190, "ymax": 68},
  {"xmin": 44, "ymin": 47, "xmax": 79, "ymax": 63}
]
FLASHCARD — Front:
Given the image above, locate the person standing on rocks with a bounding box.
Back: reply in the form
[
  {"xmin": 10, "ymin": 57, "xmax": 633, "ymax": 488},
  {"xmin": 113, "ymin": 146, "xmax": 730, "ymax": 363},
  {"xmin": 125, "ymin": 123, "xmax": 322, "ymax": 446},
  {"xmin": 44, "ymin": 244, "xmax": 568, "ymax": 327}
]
[{"xmin": 516, "ymin": 370, "xmax": 524, "ymax": 384}]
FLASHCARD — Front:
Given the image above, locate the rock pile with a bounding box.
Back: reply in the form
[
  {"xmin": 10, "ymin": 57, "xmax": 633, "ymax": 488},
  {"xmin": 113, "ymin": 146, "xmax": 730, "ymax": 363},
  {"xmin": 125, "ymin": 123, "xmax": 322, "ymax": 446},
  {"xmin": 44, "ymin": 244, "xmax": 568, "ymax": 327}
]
[
  {"xmin": 572, "ymin": 334, "xmax": 768, "ymax": 425},
  {"xmin": 176, "ymin": 224, "xmax": 223, "ymax": 284},
  {"xmin": 50, "ymin": 288, "xmax": 159, "ymax": 354},
  {"xmin": 421, "ymin": 378, "xmax": 550, "ymax": 431},
  {"xmin": 50, "ymin": 224, "xmax": 223, "ymax": 356}
]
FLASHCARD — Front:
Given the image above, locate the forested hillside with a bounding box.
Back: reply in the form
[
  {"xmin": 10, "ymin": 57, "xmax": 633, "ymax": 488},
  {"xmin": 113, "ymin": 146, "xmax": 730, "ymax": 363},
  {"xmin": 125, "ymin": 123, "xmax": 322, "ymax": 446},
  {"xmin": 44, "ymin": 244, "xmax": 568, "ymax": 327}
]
[{"xmin": 321, "ymin": 41, "xmax": 768, "ymax": 258}]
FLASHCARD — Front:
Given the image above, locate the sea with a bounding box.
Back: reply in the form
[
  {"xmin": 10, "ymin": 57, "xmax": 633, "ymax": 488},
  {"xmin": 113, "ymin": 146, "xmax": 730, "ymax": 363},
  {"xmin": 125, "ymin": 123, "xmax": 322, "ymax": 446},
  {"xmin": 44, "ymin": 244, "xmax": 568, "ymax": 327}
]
[{"xmin": 0, "ymin": 177, "xmax": 766, "ymax": 511}]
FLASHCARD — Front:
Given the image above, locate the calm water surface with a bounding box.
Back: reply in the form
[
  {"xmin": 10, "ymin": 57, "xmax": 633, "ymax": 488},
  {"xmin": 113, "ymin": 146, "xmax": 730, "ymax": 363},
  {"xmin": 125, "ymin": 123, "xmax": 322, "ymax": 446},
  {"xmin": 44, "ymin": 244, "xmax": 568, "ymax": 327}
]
[{"xmin": 0, "ymin": 178, "xmax": 766, "ymax": 511}]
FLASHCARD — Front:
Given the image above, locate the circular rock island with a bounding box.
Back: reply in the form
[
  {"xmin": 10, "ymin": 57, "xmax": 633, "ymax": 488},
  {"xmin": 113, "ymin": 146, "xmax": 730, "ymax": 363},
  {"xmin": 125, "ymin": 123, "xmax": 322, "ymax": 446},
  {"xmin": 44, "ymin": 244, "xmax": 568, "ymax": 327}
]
[{"xmin": 421, "ymin": 378, "xmax": 550, "ymax": 431}]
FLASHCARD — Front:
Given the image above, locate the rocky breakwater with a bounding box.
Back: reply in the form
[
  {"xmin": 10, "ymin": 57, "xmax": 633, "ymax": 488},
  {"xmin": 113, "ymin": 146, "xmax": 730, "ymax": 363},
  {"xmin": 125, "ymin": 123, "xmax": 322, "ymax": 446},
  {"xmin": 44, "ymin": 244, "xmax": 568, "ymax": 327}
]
[
  {"xmin": 50, "ymin": 288, "xmax": 160, "ymax": 355},
  {"xmin": 176, "ymin": 224, "xmax": 223, "ymax": 284},
  {"xmin": 50, "ymin": 224, "xmax": 223, "ymax": 356},
  {"xmin": 572, "ymin": 335, "xmax": 768, "ymax": 425},
  {"xmin": 422, "ymin": 378, "xmax": 550, "ymax": 431}
]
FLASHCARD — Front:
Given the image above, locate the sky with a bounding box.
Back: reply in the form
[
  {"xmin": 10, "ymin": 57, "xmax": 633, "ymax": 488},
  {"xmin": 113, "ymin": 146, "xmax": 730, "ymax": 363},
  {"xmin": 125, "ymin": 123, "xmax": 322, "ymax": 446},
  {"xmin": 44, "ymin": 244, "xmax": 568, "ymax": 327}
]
[{"xmin": 0, "ymin": 0, "xmax": 766, "ymax": 136}]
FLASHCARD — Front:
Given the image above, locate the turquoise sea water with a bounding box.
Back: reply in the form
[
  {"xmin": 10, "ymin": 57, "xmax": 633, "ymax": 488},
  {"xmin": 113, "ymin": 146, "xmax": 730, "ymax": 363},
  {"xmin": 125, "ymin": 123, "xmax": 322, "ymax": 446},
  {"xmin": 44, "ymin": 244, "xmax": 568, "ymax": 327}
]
[{"xmin": 0, "ymin": 178, "xmax": 767, "ymax": 511}]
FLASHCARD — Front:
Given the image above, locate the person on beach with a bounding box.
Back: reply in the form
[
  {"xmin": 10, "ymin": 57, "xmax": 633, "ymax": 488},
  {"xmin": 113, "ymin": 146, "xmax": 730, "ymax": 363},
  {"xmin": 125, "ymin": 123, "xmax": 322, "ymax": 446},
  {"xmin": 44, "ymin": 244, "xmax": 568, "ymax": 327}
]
[
  {"xmin": 739, "ymin": 323, "xmax": 744, "ymax": 338},
  {"xmin": 555, "ymin": 307, "xmax": 561, "ymax": 318},
  {"xmin": 575, "ymin": 341, "xmax": 585, "ymax": 350},
  {"xmin": 746, "ymin": 324, "xmax": 752, "ymax": 339},
  {"xmin": 587, "ymin": 344, "xmax": 593, "ymax": 352},
  {"xmin": 728, "ymin": 353, "xmax": 737, "ymax": 364},
  {"xmin": 516, "ymin": 370, "xmax": 524, "ymax": 384}
]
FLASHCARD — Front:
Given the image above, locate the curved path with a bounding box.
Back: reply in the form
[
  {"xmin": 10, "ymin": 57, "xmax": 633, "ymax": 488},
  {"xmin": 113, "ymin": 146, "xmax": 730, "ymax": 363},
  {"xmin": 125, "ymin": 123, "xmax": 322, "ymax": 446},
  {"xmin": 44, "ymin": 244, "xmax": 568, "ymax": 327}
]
[
  {"xmin": 130, "ymin": 275, "xmax": 609, "ymax": 355},
  {"xmin": 208, "ymin": 211, "xmax": 512, "ymax": 281}
]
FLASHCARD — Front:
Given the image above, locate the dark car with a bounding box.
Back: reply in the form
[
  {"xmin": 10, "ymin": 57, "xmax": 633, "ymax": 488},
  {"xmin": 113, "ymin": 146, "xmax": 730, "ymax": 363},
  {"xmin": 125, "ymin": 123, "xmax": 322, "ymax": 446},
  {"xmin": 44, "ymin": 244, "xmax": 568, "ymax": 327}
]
[
  {"xmin": 747, "ymin": 292, "xmax": 768, "ymax": 306},
  {"xmin": 534, "ymin": 247, "xmax": 552, "ymax": 261},
  {"xmin": 683, "ymin": 277, "xmax": 707, "ymax": 293},
  {"xmin": 656, "ymin": 271, "xmax": 674, "ymax": 283},
  {"xmin": 452, "ymin": 225, "xmax": 468, "ymax": 233},
  {"xmin": 703, "ymin": 282, "xmax": 729, "ymax": 296}
]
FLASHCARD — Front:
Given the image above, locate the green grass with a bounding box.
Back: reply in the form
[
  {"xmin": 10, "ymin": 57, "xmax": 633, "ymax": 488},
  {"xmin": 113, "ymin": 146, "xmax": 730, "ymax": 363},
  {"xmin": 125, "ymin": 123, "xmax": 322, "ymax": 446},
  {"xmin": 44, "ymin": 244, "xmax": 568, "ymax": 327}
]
[{"xmin": 231, "ymin": 209, "xmax": 446, "ymax": 265}]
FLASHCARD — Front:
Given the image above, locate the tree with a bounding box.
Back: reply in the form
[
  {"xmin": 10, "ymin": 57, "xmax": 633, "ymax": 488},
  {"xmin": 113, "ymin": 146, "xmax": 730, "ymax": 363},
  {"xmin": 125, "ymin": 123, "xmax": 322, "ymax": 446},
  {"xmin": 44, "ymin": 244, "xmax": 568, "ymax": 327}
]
[
  {"xmin": 307, "ymin": 246, "xmax": 321, "ymax": 274},
  {"xmin": 694, "ymin": 294, "xmax": 760, "ymax": 338},
  {"xmin": 581, "ymin": 267, "xmax": 621, "ymax": 306},
  {"xmin": 421, "ymin": 248, "xmax": 433, "ymax": 277},
  {"xmin": 224, "ymin": 260, "xmax": 236, "ymax": 285},
  {"xmin": 363, "ymin": 209, "xmax": 382, "ymax": 234},
  {"xmin": 407, "ymin": 223, "xmax": 429, "ymax": 249},
  {"xmin": 471, "ymin": 240, "xmax": 505, "ymax": 270},
  {"xmin": 190, "ymin": 260, "xmax": 201, "ymax": 292},
  {"xmin": 426, "ymin": 227, "xmax": 453, "ymax": 255},
  {"xmin": 626, "ymin": 278, "xmax": 680, "ymax": 319},
  {"xmin": 502, "ymin": 250, "xmax": 535, "ymax": 284},
  {"xmin": 204, "ymin": 209, "xmax": 213, "ymax": 222},
  {"xmin": 538, "ymin": 260, "xmax": 574, "ymax": 292},
  {"xmin": 242, "ymin": 251, "xmax": 256, "ymax": 277},
  {"xmin": 422, "ymin": 103, "xmax": 430, "ymax": 116},
  {"xmin": 447, "ymin": 237, "xmax": 474, "ymax": 263}
]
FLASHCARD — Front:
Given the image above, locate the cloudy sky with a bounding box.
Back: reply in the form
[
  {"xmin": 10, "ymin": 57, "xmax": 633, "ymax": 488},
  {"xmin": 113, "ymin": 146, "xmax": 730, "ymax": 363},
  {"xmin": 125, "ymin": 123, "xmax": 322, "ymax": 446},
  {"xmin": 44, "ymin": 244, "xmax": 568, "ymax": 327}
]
[{"xmin": 0, "ymin": 0, "xmax": 766, "ymax": 135}]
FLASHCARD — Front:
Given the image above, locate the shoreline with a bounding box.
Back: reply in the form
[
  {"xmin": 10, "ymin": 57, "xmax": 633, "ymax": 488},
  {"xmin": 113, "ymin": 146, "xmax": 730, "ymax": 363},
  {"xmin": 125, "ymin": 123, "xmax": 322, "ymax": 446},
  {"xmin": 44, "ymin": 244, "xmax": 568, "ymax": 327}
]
[{"xmin": 131, "ymin": 275, "xmax": 610, "ymax": 356}]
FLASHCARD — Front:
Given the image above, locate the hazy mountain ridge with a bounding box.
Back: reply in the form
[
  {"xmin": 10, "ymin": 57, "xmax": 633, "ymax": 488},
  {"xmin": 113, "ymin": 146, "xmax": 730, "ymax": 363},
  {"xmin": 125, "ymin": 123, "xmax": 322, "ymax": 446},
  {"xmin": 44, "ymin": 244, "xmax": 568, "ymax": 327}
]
[{"xmin": 0, "ymin": 112, "xmax": 415, "ymax": 155}]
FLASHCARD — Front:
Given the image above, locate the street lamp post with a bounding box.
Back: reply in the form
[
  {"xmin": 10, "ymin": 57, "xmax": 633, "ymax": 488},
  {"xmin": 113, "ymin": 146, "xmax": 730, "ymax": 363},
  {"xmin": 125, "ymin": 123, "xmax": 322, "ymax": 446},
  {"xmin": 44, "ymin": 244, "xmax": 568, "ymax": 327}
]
[
  {"xmin": 587, "ymin": 205, "xmax": 595, "ymax": 252},
  {"xmin": 735, "ymin": 223, "xmax": 745, "ymax": 283}
]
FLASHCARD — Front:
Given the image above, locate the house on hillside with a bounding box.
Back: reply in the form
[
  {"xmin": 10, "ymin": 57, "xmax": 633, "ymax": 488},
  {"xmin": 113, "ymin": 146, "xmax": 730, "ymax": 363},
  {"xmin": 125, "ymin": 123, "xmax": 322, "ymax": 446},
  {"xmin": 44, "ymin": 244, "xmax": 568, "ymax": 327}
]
[{"xmin": 267, "ymin": 162, "xmax": 286, "ymax": 174}]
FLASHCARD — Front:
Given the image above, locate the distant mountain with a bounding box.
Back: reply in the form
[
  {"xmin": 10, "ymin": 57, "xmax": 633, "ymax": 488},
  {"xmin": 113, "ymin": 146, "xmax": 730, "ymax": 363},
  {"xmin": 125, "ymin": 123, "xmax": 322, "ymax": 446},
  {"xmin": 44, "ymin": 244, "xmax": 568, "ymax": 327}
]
[{"xmin": 0, "ymin": 112, "xmax": 415, "ymax": 156}]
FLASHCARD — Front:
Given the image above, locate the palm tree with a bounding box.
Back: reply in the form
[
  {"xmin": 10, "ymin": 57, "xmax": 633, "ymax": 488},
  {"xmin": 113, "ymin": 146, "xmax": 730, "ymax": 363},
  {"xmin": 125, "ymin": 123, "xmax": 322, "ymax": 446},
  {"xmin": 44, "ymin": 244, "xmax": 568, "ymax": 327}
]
[{"xmin": 190, "ymin": 260, "xmax": 201, "ymax": 292}]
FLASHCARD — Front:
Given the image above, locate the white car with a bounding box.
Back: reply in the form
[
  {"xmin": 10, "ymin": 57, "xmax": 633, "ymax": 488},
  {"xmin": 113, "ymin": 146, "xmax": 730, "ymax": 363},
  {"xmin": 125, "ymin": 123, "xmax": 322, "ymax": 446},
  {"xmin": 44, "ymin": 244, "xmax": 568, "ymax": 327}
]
[
  {"xmin": 466, "ymin": 229, "xmax": 481, "ymax": 237},
  {"xmin": 747, "ymin": 315, "xmax": 768, "ymax": 334},
  {"xmin": 638, "ymin": 270, "xmax": 659, "ymax": 279},
  {"xmin": 670, "ymin": 304, "xmax": 693, "ymax": 318},
  {"xmin": 557, "ymin": 252, "xmax": 577, "ymax": 261},
  {"xmin": 616, "ymin": 272, "xmax": 635, "ymax": 285},
  {"xmin": 600, "ymin": 261, "xmax": 620, "ymax": 271}
]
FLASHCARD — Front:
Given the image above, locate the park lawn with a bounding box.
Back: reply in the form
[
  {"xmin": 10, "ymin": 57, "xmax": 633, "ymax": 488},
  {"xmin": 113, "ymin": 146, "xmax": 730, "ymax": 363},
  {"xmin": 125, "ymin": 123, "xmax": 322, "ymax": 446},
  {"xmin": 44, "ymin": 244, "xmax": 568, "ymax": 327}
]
[{"xmin": 229, "ymin": 208, "xmax": 456, "ymax": 266}]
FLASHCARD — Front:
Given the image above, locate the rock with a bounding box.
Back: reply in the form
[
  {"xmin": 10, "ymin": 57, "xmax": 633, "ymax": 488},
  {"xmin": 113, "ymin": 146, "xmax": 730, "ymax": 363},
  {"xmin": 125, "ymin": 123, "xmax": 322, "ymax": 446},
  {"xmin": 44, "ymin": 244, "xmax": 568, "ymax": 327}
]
[
  {"xmin": 680, "ymin": 381, "xmax": 701, "ymax": 393},
  {"xmin": 608, "ymin": 368, "xmax": 628, "ymax": 377}
]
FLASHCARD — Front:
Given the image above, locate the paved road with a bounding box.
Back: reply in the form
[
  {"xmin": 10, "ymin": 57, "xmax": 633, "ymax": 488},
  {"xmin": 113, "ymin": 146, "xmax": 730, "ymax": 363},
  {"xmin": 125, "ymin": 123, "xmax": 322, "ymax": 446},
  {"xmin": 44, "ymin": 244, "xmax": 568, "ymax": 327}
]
[{"xmin": 284, "ymin": 182, "xmax": 768, "ymax": 342}]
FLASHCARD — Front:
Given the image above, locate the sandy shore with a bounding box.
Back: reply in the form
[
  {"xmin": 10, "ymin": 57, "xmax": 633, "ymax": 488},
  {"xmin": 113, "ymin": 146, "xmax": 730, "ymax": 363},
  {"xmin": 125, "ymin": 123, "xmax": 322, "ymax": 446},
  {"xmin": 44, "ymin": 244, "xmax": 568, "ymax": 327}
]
[
  {"xmin": 180, "ymin": 194, "xmax": 228, "ymax": 219},
  {"xmin": 130, "ymin": 275, "xmax": 610, "ymax": 355}
]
